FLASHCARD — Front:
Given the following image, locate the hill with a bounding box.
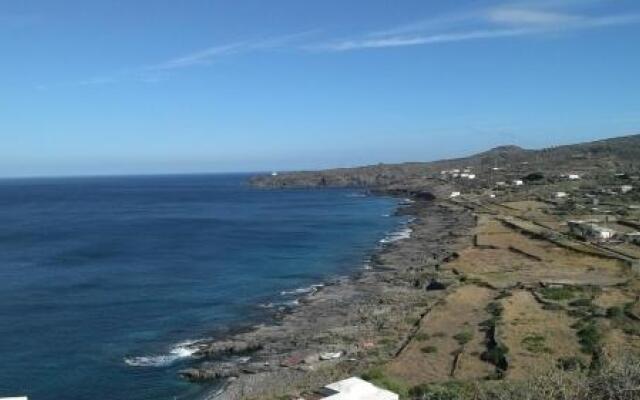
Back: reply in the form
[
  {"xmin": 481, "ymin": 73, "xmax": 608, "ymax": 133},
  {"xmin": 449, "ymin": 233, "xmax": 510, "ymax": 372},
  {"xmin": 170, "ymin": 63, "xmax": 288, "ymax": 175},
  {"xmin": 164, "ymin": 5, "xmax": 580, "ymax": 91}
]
[{"xmin": 250, "ymin": 134, "xmax": 640, "ymax": 194}]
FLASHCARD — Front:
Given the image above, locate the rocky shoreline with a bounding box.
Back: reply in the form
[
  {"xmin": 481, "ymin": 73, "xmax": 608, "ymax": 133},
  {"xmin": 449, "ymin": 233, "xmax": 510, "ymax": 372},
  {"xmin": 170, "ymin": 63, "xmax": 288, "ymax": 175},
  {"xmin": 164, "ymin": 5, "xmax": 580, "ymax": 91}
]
[{"xmin": 180, "ymin": 194, "xmax": 475, "ymax": 400}]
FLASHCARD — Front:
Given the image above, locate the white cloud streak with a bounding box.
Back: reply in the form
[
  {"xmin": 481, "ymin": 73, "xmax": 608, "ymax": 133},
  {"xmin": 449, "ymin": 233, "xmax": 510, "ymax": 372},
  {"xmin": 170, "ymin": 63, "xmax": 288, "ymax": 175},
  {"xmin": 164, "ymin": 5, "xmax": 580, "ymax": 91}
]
[
  {"xmin": 314, "ymin": 4, "xmax": 640, "ymax": 51},
  {"xmin": 145, "ymin": 30, "xmax": 318, "ymax": 71}
]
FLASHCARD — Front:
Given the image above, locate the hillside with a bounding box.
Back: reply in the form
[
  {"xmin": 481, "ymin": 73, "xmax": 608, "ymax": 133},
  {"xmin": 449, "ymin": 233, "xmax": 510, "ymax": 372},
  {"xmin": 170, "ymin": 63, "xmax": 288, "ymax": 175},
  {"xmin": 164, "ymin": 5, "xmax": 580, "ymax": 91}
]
[{"xmin": 250, "ymin": 134, "xmax": 640, "ymax": 194}]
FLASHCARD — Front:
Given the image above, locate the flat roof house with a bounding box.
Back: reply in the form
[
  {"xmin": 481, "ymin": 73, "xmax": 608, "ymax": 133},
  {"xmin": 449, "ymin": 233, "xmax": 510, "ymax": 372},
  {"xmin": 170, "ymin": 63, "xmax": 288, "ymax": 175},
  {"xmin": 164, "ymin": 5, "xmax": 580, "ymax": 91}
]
[
  {"xmin": 317, "ymin": 377, "xmax": 399, "ymax": 400},
  {"xmin": 568, "ymin": 220, "xmax": 616, "ymax": 242}
]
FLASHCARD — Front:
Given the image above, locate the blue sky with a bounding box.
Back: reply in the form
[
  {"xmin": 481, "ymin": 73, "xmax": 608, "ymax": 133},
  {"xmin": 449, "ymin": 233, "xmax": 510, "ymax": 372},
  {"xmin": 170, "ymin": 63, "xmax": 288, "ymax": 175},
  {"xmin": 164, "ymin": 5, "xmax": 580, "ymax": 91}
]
[{"xmin": 1, "ymin": 0, "xmax": 640, "ymax": 177}]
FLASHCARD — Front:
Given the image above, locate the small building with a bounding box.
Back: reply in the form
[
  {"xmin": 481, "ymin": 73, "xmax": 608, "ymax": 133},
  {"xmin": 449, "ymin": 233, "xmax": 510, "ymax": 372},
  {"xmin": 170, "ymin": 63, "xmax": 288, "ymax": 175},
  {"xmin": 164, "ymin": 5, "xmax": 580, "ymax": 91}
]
[
  {"xmin": 450, "ymin": 191, "xmax": 461, "ymax": 198},
  {"xmin": 621, "ymin": 185, "xmax": 634, "ymax": 194},
  {"xmin": 555, "ymin": 191, "xmax": 568, "ymax": 198},
  {"xmin": 271, "ymin": 171, "xmax": 278, "ymax": 176},
  {"xmin": 318, "ymin": 377, "xmax": 399, "ymax": 400},
  {"xmin": 568, "ymin": 220, "xmax": 616, "ymax": 242},
  {"xmin": 496, "ymin": 181, "xmax": 506, "ymax": 187},
  {"xmin": 468, "ymin": 174, "xmax": 476, "ymax": 179},
  {"xmin": 513, "ymin": 179, "xmax": 524, "ymax": 186},
  {"xmin": 568, "ymin": 174, "xmax": 581, "ymax": 180}
]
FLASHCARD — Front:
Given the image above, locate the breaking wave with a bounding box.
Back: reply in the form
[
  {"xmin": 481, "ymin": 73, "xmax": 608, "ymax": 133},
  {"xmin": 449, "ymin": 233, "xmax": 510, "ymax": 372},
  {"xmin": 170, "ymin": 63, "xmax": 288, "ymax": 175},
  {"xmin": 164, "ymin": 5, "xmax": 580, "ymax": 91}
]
[
  {"xmin": 124, "ymin": 340, "xmax": 201, "ymax": 367},
  {"xmin": 379, "ymin": 227, "xmax": 412, "ymax": 243}
]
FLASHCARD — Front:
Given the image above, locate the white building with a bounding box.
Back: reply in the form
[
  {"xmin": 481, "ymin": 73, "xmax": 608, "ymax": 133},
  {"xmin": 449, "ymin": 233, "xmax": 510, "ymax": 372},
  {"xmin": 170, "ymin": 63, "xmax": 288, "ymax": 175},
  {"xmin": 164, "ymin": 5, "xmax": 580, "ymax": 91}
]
[
  {"xmin": 568, "ymin": 174, "xmax": 581, "ymax": 180},
  {"xmin": 568, "ymin": 221, "xmax": 616, "ymax": 242},
  {"xmin": 555, "ymin": 191, "xmax": 568, "ymax": 198},
  {"xmin": 513, "ymin": 179, "xmax": 524, "ymax": 186},
  {"xmin": 319, "ymin": 377, "xmax": 399, "ymax": 400},
  {"xmin": 621, "ymin": 185, "xmax": 634, "ymax": 194},
  {"xmin": 468, "ymin": 174, "xmax": 476, "ymax": 179},
  {"xmin": 450, "ymin": 191, "xmax": 461, "ymax": 198}
]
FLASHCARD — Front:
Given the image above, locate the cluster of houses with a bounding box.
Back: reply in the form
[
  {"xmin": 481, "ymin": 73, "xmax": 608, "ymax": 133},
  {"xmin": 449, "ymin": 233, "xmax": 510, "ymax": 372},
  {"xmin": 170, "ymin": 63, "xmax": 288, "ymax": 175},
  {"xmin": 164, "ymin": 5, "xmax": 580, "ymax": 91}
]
[{"xmin": 440, "ymin": 168, "xmax": 476, "ymax": 180}]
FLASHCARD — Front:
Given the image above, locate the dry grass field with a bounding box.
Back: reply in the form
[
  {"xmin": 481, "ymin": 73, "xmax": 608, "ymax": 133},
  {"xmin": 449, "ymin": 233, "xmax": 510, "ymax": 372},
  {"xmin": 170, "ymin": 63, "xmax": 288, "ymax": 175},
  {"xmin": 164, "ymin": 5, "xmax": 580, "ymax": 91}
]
[{"xmin": 376, "ymin": 198, "xmax": 640, "ymax": 396}]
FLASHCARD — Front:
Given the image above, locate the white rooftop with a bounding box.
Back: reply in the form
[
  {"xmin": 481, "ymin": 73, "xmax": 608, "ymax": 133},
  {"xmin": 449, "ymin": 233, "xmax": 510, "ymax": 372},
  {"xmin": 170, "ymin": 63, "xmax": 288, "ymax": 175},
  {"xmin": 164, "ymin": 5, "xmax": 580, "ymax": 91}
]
[{"xmin": 322, "ymin": 377, "xmax": 399, "ymax": 400}]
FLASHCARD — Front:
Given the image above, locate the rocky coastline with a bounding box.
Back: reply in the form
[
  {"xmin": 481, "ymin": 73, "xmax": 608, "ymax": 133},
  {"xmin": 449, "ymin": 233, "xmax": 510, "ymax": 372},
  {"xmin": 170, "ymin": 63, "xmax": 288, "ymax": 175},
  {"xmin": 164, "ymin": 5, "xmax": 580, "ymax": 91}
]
[{"xmin": 180, "ymin": 190, "xmax": 475, "ymax": 400}]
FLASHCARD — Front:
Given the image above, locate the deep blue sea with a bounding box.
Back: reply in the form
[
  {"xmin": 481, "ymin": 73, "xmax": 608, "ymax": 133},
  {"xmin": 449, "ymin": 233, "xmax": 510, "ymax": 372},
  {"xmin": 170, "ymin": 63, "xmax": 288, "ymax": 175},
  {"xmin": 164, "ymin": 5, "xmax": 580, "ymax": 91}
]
[{"xmin": 0, "ymin": 174, "xmax": 402, "ymax": 400}]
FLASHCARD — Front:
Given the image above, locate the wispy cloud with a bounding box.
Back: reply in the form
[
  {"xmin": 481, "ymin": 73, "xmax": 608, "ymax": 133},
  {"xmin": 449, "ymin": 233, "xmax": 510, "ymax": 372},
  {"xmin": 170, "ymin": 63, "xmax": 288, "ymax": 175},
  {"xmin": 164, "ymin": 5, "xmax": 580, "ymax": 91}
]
[
  {"xmin": 313, "ymin": 3, "xmax": 640, "ymax": 51},
  {"xmin": 39, "ymin": 31, "xmax": 316, "ymax": 89},
  {"xmin": 144, "ymin": 30, "xmax": 317, "ymax": 72}
]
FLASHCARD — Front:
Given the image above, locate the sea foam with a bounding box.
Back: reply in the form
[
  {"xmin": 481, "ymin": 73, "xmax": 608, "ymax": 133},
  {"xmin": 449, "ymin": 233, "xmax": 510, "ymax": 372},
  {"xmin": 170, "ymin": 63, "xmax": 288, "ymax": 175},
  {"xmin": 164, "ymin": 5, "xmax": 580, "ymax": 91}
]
[{"xmin": 124, "ymin": 340, "xmax": 200, "ymax": 367}]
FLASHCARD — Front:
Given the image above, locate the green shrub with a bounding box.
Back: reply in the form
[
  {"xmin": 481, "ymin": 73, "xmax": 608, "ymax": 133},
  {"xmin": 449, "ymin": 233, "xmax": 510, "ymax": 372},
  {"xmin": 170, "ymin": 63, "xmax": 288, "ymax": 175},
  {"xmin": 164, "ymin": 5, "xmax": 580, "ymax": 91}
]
[
  {"xmin": 540, "ymin": 286, "xmax": 577, "ymax": 301},
  {"xmin": 522, "ymin": 334, "xmax": 552, "ymax": 354},
  {"xmin": 453, "ymin": 329, "xmax": 474, "ymax": 346},
  {"xmin": 606, "ymin": 306, "xmax": 624, "ymax": 319},
  {"xmin": 569, "ymin": 298, "xmax": 593, "ymax": 308},
  {"xmin": 410, "ymin": 381, "xmax": 470, "ymax": 400},
  {"xmin": 421, "ymin": 345, "xmax": 438, "ymax": 354},
  {"xmin": 576, "ymin": 323, "xmax": 601, "ymax": 354},
  {"xmin": 481, "ymin": 343, "xmax": 509, "ymax": 370},
  {"xmin": 361, "ymin": 367, "xmax": 410, "ymax": 398},
  {"xmin": 486, "ymin": 302, "xmax": 504, "ymax": 317}
]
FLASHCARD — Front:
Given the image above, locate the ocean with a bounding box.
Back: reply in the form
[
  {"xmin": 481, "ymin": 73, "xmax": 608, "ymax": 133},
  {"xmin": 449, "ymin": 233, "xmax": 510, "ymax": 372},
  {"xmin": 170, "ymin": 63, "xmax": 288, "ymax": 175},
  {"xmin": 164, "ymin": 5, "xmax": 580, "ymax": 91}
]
[{"xmin": 0, "ymin": 174, "xmax": 403, "ymax": 400}]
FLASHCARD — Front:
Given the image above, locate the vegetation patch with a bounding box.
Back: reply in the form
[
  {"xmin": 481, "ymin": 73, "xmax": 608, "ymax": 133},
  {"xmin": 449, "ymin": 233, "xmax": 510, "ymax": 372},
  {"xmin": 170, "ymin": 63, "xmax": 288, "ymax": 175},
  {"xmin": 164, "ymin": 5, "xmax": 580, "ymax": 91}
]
[
  {"xmin": 361, "ymin": 367, "xmax": 410, "ymax": 398},
  {"xmin": 420, "ymin": 345, "xmax": 438, "ymax": 354},
  {"xmin": 453, "ymin": 329, "xmax": 474, "ymax": 346},
  {"xmin": 575, "ymin": 322, "xmax": 602, "ymax": 355},
  {"xmin": 521, "ymin": 334, "xmax": 553, "ymax": 354},
  {"xmin": 540, "ymin": 286, "xmax": 579, "ymax": 301},
  {"xmin": 556, "ymin": 356, "xmax": 586, "ymax": 371},
  {"xmin": 409, "ymin": 381, "xmax": 472, "ymax": 400}
]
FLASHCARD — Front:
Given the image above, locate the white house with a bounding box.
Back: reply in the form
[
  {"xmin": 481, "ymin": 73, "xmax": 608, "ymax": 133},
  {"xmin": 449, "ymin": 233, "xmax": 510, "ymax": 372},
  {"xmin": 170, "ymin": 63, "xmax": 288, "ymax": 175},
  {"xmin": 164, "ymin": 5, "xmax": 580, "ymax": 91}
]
[
  {"xmin": 568, "ymin": 174, "xmax": 581, "ymax": 180},
  {"xmin": 468, "ymin": 174, "xmax": 476, "ymax": 179},
  {"xmin": 568, "ymin": 221, "xmax": 616, "ymax": 242},
  {"xmin": 621, "ymin": 185, "xmax": 634, "ymax": 194},
  {"xmin": 555, "ymin": 191, "xmax": 568, "ymax": 198},
  {"xmin": 318, "ymin": 377, "xmax": 399, "ymax": 400},
  {"xmin": 450, "ymin": 191, "xmax": 461, "ymax": 198},
  {"xmin": 513, "ymin": 179, "xmax": 524, "ymax": 186}
]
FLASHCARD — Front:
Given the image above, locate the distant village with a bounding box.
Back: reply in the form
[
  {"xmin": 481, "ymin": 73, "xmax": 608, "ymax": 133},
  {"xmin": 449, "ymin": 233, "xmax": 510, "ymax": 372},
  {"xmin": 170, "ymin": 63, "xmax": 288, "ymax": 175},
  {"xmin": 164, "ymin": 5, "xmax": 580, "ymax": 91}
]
[{"xmin": 439, "ymin": 162, "xmax": 640, "ymax": 254}]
